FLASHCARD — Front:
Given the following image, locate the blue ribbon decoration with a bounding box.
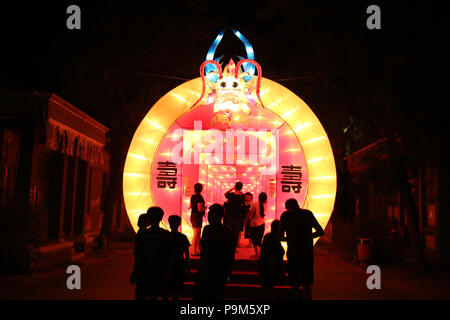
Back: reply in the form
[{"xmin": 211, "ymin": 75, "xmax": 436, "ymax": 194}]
[
  {"xmin": 205, "ymin": 29, "xmax": 256, "ymax": 83},
  {"xmin": 232, "ymin": 29, "xmax": 255, "ymax": 82},
  {"xmin": 205, "ymin": 29, "xmax": 225, "ymax": 82}
]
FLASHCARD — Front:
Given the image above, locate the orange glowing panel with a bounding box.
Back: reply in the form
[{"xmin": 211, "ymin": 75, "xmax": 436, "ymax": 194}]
[{"xmin": 123, "ymin": 76, "xmax": 337, "ymax": 245}]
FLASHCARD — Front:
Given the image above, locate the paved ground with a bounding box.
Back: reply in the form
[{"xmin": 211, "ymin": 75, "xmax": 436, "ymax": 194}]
[{"xmin": 0, "ymin": 241, "xmax": 449, "ymax": 300}]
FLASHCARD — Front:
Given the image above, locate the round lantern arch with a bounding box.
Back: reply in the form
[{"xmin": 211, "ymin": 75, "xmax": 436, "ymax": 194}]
[{"xmin": 123, "ymin": 76, "xmax": 337, "ymax": 241}]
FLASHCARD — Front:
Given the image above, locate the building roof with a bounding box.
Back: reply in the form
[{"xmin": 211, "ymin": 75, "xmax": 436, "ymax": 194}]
[{"xmin": 0, "ymin": 91, "xmax": 109, "ymax": 165}]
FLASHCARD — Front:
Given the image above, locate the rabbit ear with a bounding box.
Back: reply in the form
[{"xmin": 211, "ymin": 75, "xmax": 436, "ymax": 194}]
[
  {"xmin": 238, "ymin": 71, "xmax": 250, "ymax": 81},
  {"xmin": 205, "ymin": 57, "xmax": 223, "ymax": 83},
  {"xmin": 191, "ymin": 60, "xmax": 223, "ymax": 108},
  {"xmin": 206, "ymin": 70, "xmax": 220, "ymax": 83},
  {"xmin": 235, "ymin": 59, "xmax": 261, "ymax": 83},
  {"xmin": 235, "ymin": 59, "xmax": 264, "ymax": 108},
  {"xmin": 202, "ymin": 60, "xmax": 223, "ymax": 79}
]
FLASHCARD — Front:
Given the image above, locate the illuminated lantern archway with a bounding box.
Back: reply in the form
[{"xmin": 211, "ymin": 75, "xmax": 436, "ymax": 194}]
[{"xmin": 123, "ymin": 31, "xmax": 336, "ymax": 244}]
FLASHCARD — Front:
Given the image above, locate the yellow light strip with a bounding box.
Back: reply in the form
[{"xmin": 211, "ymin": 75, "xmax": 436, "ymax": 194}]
[
  {"xmin": 304, "ymin": 136, "xmax": 326, "ymax": 144},
  {"xmin": 126, "ymin": 192, "xmax": 151, "ymax": 196},
  {"xmin": 294, "ymin": 123, "xmax": 311, "ymax": 132},
  {"xmin": 310, "ymin": 176, "xmax": 336, "ymax": 181},
  {"xmin": 129, "ymin": 209, "xmax": 147, "ymax": 214},
  {"xmin": 139, "ymin": 137, "xmax": 156, "ymax": 145},
  {"xmin": 123, "ymin": 77, "xmax": 337, "ymax": 245},
  {"xmin": 306, "ymin": 157, "xmax": 325, "ymax": 163},
  {"xmin": 170, "ymin": 92, "xmax": 187, "ymax": 103},
  {"xmin": 267, "ymin": 98, "xmax": 282, "ymax": 109},
  {"xmin": 124, "ymin": 173, "xmax": 149, "ymax": 178},
  {"xmin": 145, "ymin": 119, "xmax": 163, "ymax": 129},
  {"xmin": 260, "ymin": 88, "xmax": 270, "ymax": 97},
  {"xmin": 128, "ymin": 154, "xmax": 148, "ymax": 161},
  {"xmin": 282, "ymin": 108, "xmax": 299, "ymax": 119},
  {"xmin": 311, "ymin": 194, "xmax": 334, "ymax": 199},
  {"xmin": 312, "ymin": 213, "xmax": 328, "ymax": 217}
]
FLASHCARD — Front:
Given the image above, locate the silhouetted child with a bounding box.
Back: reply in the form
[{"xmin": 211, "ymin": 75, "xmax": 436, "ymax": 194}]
[
  {"xmin": 130, "ymin": 213, "xmax": 149, "ymax": 285},
  {"xmin": 168, "ymin": 215, "xmax": 191, "ymax": 300},
  {"xmin": 258, "ymin": 219, "xmax": 285, "ymax": 300},
  {"xmin": 134, "ymin": 206, "xmax": 174, "ymax": 300},
  {"xmin": 195, "ymin": 204, "xmax": 235, "ymax": 300}
]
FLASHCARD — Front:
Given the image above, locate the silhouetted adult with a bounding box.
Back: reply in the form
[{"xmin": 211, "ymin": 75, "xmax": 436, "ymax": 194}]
[
  {"xmin": 224, "ymin": 182, "xmax": 246, "ymax": 248},
  {"xmin": 190, "ymin": 183, "xmax": 206, "ymax": 256},
  {"xmin": 258, "ymin": 219, "xmax": 285, "ymax": 300},
  {"xmin": 134, "ymin": 206, "xmax": 174, "ymax": 300},
  {"xmin": 195, "ymin": 204, "xmax": 235, "ymax": 300},
  {"xmin": 130, "ymin": 213, "xmax": 150, "ymax": 288},
  {"xmin": 245, "ymin": 192, "xmax": 267, "ymax": 259},
  {"xmin": 280, "ymin": 198, "xmax": 324, "ymax": 300},
  {"xmin": 168, "ymin": 215, "xmax": 191, "ymax": 300},
  {"xmin": 243, "ymin": 193, "xmax": 253, "ymax": 248}
]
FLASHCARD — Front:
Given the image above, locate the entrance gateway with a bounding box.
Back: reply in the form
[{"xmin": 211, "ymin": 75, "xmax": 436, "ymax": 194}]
[{"xmin": 123, "ymin": 30, "xmax": 336, "ymax": 243}]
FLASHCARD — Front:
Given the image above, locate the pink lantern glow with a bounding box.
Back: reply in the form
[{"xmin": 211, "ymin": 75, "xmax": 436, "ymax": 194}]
[{"xmin": 123, "ymin": 58, "xmax": 336, "ymax": 246}]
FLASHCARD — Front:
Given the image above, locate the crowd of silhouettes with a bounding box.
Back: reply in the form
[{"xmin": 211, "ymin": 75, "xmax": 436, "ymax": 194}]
[
  {"xmin": 130, "ymin": 207, "xmax": 173, "ymax": 300},
  {"xmin": 130, "ymin": 181, "xmax": 324, "ymax": 300}
]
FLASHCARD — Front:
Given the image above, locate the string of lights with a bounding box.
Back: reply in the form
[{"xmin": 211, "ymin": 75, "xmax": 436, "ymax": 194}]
[{"xmin": 91, "ymin": 67, "xmax": 351, "ymax": 82}]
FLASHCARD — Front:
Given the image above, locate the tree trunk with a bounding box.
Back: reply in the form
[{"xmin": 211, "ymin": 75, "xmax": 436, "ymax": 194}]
[
  {"xmin": 96, "ymin": 137, "xmax": 126, "ymax": 253},
  {"xmin": 96, "ymin": 177, "xmax": 119, "ymax": 253},
  {"xmin": 398, "ymin": 156, "xmax": 430, "ymax": 273}
]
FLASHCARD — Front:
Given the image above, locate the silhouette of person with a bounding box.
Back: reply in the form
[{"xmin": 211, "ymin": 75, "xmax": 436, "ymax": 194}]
[
  {"xmin": 195, "ymin": 203, "xmax": 235, "ymax": 300},
  {"xmin": 190, "ymin": 183, "xmax": 206, "ymax": 256},
  {"xmin": 167, "ymin": 215, "xmax": 191, "ymax": 300},
  {"xmin": 134, "ymin": 206, "xmax": 174, "ymax": 300},
  {"xmin": 224, "ymin": 182, "xmax": 246, "ymax": 249},
  {"xmin": 130, "ymin": 213, "xmax": 150, "ymax": 286},
  {"xmin": 243, "ymin": 193, "xmax": 253, "ymax": 248},
  {"xmin": 280, "ymin": 198, "xmax": 324, "ymax": 300},
  {"xmin": 245, "ymin": 192, "xmax": 266, "ymax": 259},
  {"xmin": 258, "ymin": 219, "xmax": 285, "ymax": 300},
  {"xmin": 223, "ymin": 199, "xmax": 229, "ymax": 221}
]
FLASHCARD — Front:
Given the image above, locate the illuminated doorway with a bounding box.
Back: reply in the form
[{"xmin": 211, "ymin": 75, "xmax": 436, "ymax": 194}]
[{"xmin": 123, "ymin": 76, "xmax": 336, "ymax": 245}]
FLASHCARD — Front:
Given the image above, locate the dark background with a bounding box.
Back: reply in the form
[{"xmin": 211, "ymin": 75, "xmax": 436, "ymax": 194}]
[
  {"xmin": 0, "ymin": 0, "xmax": 446, "ymax": 174},
  {"xmin": 0, "ymin": 0, "xmax": 448, "ymax": 283}
]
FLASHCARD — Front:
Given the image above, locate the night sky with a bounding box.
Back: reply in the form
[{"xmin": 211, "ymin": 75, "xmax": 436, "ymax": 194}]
[{"xmin": 0, "ymin": 1, "xmax": 446, "ymax": 161}]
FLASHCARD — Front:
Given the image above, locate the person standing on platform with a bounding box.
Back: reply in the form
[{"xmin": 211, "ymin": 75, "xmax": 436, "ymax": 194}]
[
  {"xmin": 190, "ymin": 183, "xmax": 206, "ymax": 256},
  {"xmin": 280, "ymin": 198, "xmax": 324, "ymax": 300},
  {"xmin": 243, "ymin": 193, "xmax": 254, "ymax": 248},
  {"xmin": 224, "ymin": 182, "xmax": 246, "ymax": 249},
  {"xmin": 195, "ymin": 204, "xmax": 235, "ymax": 300},
  {"xmin": 168, "ymin": 215, "xmax": 191, "ymax": 300},
  {"xmin": 246, "ymin": 192, "xmax": 266, "ymax": 259},
  {"xmin": 130, "ymin": 213, "xmax": 150, "ymax": 291}
]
